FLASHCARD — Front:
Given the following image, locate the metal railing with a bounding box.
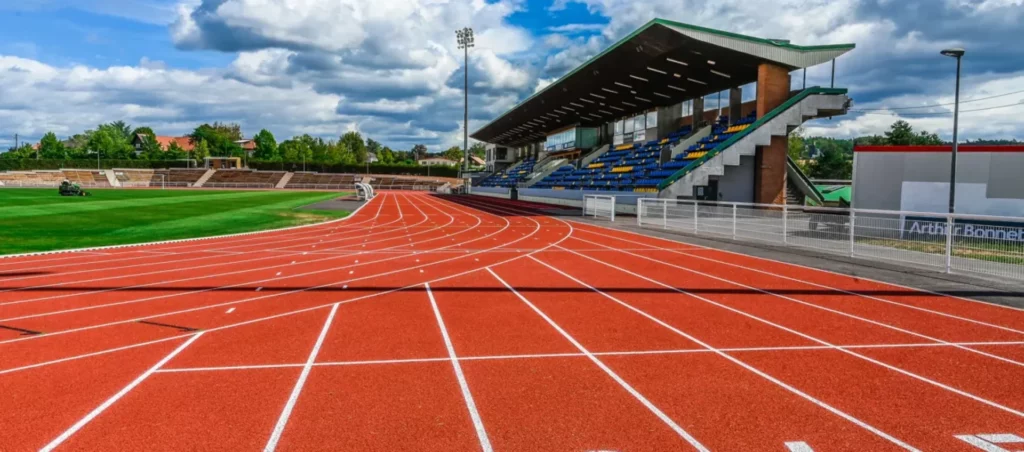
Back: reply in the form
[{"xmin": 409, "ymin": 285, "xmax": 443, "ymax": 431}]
[
  {"xmin": 200, "ymin": 182, "xmax": 277, "ymax": 189},
  {"xmin": 638, "ymin": 198, "xmax": 1024, "ymax": 281},
  {"xmin": 0, "ymin": 181, "xmax": 110, "ymax": 188},
  {"xmin": 584, "ymin": 195, "xmax": 616, "ymax": 221}
]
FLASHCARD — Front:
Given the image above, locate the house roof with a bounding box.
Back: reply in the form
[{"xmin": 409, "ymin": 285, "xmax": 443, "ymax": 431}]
[{"xmin": 147, "ymin": 135, "xmax": 194, "ymax": 152}]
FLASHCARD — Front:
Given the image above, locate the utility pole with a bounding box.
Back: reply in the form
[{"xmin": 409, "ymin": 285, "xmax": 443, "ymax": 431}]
[
  {"xmin": 456, "ymin": 27, "xmax": 474, "ymax": 176},
  {"xmin": 14, "ymin": 133, "xmax": 18, "ymax": 150}
]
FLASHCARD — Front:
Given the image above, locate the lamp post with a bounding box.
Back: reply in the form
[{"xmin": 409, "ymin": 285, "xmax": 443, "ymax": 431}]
[
  {"xmin": 456, "ymin": 27, "xmax": 474, "ymax": 175},
  {"xmin": 940, "ymin": 48, "xmax": 965, "ymax": 214}
]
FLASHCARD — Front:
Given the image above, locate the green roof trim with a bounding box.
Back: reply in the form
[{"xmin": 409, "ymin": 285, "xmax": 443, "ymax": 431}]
[
  {"xmin": 654, "ymin": 18, "xmax": 856, "ymax": 52},
  {"xmin": 471, "ymin": 18, "xmax": 856, "ymax": 140},
  {"xmin": 657, "ymin": 86, "xmax": 848, "ymax": 191}
]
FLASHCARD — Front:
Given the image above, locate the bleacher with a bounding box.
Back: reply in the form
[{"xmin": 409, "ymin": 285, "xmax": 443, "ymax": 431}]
[
  {"xmin": 370, "ymin": 176, "xmax": 448, "ymax": 191},
  {"xmin": 203, "ymin": 169, "xmax": 286, "ymax": 187},
  {"xmin": 634, "ymin": 113, "xmax": 757, "ymax": 191},
  {"xmin": 477, "ymin": 157, "xmax": 537, "ymax": 187},
  {"xmin": 0, "ymin": 171, "xmax": 66, "ymax": 187},
  {"xmin": 286, "ymin": 172, "xmax": 359, "ymax": 188},
  {"xmin": 64, "ymin": 170, "xmax": 110, "ymax": 187},
  {"xmin": 533, "ymin": 124, "xmax": 695, "ymax": 191}
]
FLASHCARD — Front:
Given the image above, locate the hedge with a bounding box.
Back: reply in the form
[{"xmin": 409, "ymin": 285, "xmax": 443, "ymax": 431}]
[
  {"xmin": 248, "ymin": 162, "xmax": 461, "ymax": 178},
  {"xmin": 0, "ymin": 160, "xmax": 193, "ymax": 171},
  {"xmin": 0, "ymin": 159, "xmax": 462, "ymax": 178}
]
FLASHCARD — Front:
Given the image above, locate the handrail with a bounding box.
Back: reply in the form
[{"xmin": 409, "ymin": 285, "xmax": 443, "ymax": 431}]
[{"xmin": 657, "ymin": 86, "xmax": 848, "ymax": 190}]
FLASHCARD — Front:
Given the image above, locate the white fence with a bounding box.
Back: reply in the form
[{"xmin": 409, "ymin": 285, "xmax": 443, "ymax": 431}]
[
  {"xmin": 637, "ymin": 199, "xmax": 1024, "ymax": 281},
  {"xmin": 584, "ymin": 195, "xmax": 616, "ymax": 221},
  {"xmin": 200, "ymin": 182, "xmax": 276, "ymax": 189}
]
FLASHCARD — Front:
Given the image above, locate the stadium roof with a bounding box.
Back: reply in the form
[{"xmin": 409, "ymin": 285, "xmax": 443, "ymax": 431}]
[{"xmin": 472, "ymin": 19, "xmax": 855, "ymax": 146}]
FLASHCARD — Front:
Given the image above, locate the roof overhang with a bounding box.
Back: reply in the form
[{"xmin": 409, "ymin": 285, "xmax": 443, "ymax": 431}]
[{"xmin": 472, "ymin": 19, "xmax": 854, "ymax": 146}]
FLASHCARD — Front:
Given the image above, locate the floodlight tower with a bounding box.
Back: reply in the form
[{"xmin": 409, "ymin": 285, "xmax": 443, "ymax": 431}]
[{"xmin": 456, "ymin": 27, "xmax": 474, "ymax": 174}]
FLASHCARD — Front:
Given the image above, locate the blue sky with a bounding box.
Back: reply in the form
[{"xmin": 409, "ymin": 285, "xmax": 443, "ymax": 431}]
[{"xmin": 1, "ymin": 0, "xmax": 1023, "ymax": 150}]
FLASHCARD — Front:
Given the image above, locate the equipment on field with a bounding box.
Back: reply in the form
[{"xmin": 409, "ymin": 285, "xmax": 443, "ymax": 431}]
[{"xmin": 59, "ymin": 180, "xmax": 90, "ymax": 197}]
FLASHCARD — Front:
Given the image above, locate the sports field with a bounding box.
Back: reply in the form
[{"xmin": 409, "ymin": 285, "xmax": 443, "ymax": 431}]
[
  {"xmin": 3, "ymin": 192, "xmax": 1023, "ymax": 451},
  {"xmin": 0, "ymin": 189, "xmax": 350, "ymax": 255}
]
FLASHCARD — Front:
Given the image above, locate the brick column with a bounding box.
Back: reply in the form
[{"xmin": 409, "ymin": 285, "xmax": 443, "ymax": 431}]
[
  {"xmin": 755, "ymin": 63, "xmax": 791, "ymax": 205},
  {"xmin": 728, "ymin": 87, "xmax": 742, "ymax": 125}
]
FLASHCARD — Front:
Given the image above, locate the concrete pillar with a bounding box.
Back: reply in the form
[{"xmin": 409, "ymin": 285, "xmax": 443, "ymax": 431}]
[
  {"xmin": 690, "ymin": 97, "xmax": 705, "ymax": 128},
  {"xmin": 729, "ymin": 87, "xmax": 742, "ymax": 125},
  {"xmin": 754, "ymin": 63, "xmax": 791, "ymax": 205},
  {"xmin": 657, "ymin": 103, "xmax": 683, "ymax": 139}
]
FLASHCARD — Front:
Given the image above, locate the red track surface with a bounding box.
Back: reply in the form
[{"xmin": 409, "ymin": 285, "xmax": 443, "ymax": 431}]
[{"xmin": 3, "ymin": 192, "xmax": 1024, "ymax": 451}]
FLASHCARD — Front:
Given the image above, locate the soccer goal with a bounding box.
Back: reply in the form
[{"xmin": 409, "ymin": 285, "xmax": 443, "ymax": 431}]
[{"xmin": 582, "ymin": 195, "xmax": 616, "ymax": 221}]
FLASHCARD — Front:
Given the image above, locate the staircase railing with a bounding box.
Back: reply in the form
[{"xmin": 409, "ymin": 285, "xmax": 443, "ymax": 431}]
[
  {"xmin": 657, "ymin": 87, "xmax": 848, "ymax": 191},
  {"xmin": 786, "ymin": 156, "xmax": 825, "ymax": 206}
]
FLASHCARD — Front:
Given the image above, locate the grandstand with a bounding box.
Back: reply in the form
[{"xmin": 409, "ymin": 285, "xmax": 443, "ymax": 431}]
[
  {"xmin": 471, "ymin": 18, "xmax": 854, "ymax": 210},
  {"xmin": 285, "ymin": 172, "xmax": 360, "ymax": 189},
  {"xmin": 0, "ymin": 170, "xmax": 66, "ymax": 187},
  {"xmin": 203, "ymin": 169, "xmax": 287, "ymax": 188}
]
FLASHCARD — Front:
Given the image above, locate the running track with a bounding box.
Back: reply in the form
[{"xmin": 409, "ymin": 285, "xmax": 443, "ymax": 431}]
[{"xmin": 2, "ymin": 192, "xmax": 1024, "ymax": 451}]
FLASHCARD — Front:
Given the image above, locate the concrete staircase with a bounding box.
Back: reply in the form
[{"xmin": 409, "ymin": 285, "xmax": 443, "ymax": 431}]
[
  {"xmin": 577, "ymin": 144, "xmax": 610, "ymax": 168},
  {"xmin": 193, "ymin": 169, "xmax": 216, "ymax": 188},
  {"xmin": 103, "ymin": 169, "xmax": 121, "ymax": 187},
  {"xmin": 785, "ymin": 156, "xmax": 825, "ymax": 206},
  {"xmin": 276, "ymin": 172, "xmax": 294, "ymax": 189},
  {"xmin": 660, "ymin": 89, "xmax": 850, "ymax": 199},
  {"xmin": 522, "ymin": 158, "xmax": 567, "ymax": 188},
  {"xmin": 669, "ymin": 126, "xmax": 711, "ymax": 159}
]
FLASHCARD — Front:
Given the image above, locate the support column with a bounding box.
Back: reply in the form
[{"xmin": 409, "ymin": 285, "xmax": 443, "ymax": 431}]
[
  {"xmin": 657, "ymin": 103, "xmax": 683, "ymax": 138},
  {"xmin": 755, "ymin": 63, "xmax": 791, "ymax": 205},
  {"xmin": 728, "ymin": 87, "xmax": 742, "ymax": 125},
  {"xmin": 690, "ymin": 97, "xmax": 705, "ymax": 129}
]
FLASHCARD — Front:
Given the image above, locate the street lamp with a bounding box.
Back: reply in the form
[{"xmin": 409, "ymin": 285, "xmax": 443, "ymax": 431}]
[
  {"xmin": 941, "ymin": 47, "xmax": 964, "ymax": 214},
  {"xmin": 456, "ymin": 27, "xmax": 474, "ymax": 175}
]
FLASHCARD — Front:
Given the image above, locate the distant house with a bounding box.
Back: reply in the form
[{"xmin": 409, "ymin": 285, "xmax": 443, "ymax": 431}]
[
  {"xmin": 461, "ymin": 156, "xmax": 486, "ymax": 167},
  {"xmin": 417, "ymin": 157, "xmax": 457, "ymax": 167},
  {"xmin": 235, "ymin": 139, "xmax": 256, "ymax": 157},
  {"xmin": 132, "ymin": 134, "xmax": 194, "ymax": 153}
]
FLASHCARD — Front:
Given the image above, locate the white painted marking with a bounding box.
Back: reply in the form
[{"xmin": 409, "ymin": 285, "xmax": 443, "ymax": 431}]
[
  {"xmin": 785, "ymin": 441, "xmax": 815, "ymax": 452},
  {"xmin": 275, "ymin": 272, "xmax": 281, "ymax": 276},
  {"xmin": 419, "ymin": 269, "xmax": 424, "ymax": 273},
  {"xmin": 264, "ymin": 304, "xmax": 339, "ymax": 452},
  {"xmin": 40, "ymin": 333, "xmax": 204, "ymax": 452},
  {"xmin": 956, "ymin": 434, "xmax": 1024, "ymax": 452},
  {"xmin": 291, "ymin": 261, "xmax": 296, "ymax": 264},
  {"xmin": 226, "ymin": 308, "xmax": 236, "ymax": 314},
  {"xmin": 256, "ymin": 287, "xmax": 263, "ymax": 292},
  {"xmin": 342, "ymin": 285, "xmax": 348, "ymax": 289},
  {"xmin": 425, "ymin": 283, "xmax": 493, "ymax": 451},
  {"xmin": 348, "ymin": 271, "xmax": 354, "ymax": 275},
  {"xmin": 486, "ymin": 268, "xmax": 710, "ymax": 452},
  {"xmin": 530, "ymin": 254, "xmax": 919, "ymax": 452}
]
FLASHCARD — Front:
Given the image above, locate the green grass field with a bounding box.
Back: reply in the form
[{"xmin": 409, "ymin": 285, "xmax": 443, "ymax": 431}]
[{"xmin": 0, "ymin": 188, "xmax": 352, "ymax": 255}]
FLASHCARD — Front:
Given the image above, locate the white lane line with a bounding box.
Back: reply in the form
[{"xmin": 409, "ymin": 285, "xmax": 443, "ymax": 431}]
[
  {"xmin": 485, "ymin": 267, "xmax": 710, "ymax": 452},
  {"xmin": 785, "ymin": 441, "xmax": 815, "ymax": 452},
  {"xmin": 557, "ymin": 244, "xmax": 1024, "ymax": 419},
  {"xmin": 425, "ymin": 283, "xmax": 493, "ymax": 451},
  {"xmin": 574, "ymin": 227, "xmax": 1024, "ymax": 337},
  {"xmin": 39, "ymin": 333, "xmax": 204, "ymax": 452},
  {"xmin": 1, "ymin": 195, "xmax": 564, "ymax": 376},
  {"xmin": 571, "ymin": 219, "xmax": 1024, "ymax": 314},
  {"xmin": 153, "ymin": 340, "xmax": 1024, "ymax": 374},
  {"xmin": 264, "ymin": 303, "xmax": 339, "ymax": 452},
  {"xmin": 226, "ymin": 307, "xmax": 236, "ymax": 314},
  {"xmin": 529, "ymin": 254, "xmax": 919, "ymax": 451},
  {"xmin": 569, "ymin": 235, "xmax": 1024, "ymax": 368}
]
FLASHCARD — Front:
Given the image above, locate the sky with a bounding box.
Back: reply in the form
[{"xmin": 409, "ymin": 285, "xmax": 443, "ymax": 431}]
[{"xmin": 0, "ymin": 0, "xmax": 1022, "ymax": 151}]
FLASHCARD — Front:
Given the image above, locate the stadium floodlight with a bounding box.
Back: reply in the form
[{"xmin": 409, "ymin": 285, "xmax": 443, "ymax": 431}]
[
  {"xmin": 941, "ymin": 47, "xmax": 965, "ymax": 216},
  {"xmin": 614, "ymin": 82, "xmax": 632, "ymax": 89},
  {"xmin": 629, "ymin": 74, "xmax": 648, "ymax": 82},
  {"xmin": 602, "ymin": 88, "xmax": 618, "ymax": 94},
  {"xmin": 646, "ymin": 67, "xmax": 666, "ymax": 75},
  {"xmin": 589, "ymin": 93, "xmax": 605, "ymax": 99},
  {"xmin": 456, "ymin": 27, "xmax": 474, "ymax": 174},
  {"xmin": 667, "ymin": 85, "xmax": 685, "ymax": 92},
  {"xmin": 653, "ymin": 92, "xmax": 671, "ymax": 98},
  {"xmin": 710, "ymin": 69, "xmax": 731, "ymax": 79},
  {"xmin": 666, "ymin": 58, "xmax": 688, "ymax": 66}
]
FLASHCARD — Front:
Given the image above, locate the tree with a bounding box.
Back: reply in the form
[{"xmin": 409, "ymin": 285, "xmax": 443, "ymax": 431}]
[
  {"xmin": 787, "ymin": 128, "xmax": 806, "ymax": 162},
  {"xmin": 39, "ymin": 132, "xmax": 67, "ymax": 159},
  {"xmin": 211, "ymin": 122, "xmax": 243, "ymax": 141},
  {"xmin": 411, "ymin": 144, "xmax": 428, "ymax": 161},
  {"xmin": 807, "ymin": 146, "xmax": 852, "ymax": 180},
  {"xmin": 252, "ymin": 129, "xmax": 279, "ymax": 161},
  {"xmin": 139, "ymin": 134, "xmax": 164, "ymax": 159},
  {"xmin": 882, "ymin": 120, "xmax": 942, "ymax": 146},
  {"xmin": 379, "ymin": 147, "xmax": 396, "ymax": 164},
  {"xmin": 132, "ymin": 127, "xmax": 156, "ymax": 140},
  {"xmin": 166, "ymin": 141, "xmax": 187, "ymax": 160},
  {"xmin": 1, "ymin": 144, "xmax": 35, "ymax": 159},
  {"xmin": 191, "ymin": 124, "xmax": 242, "ymax": 156},
  {"xmin": 341, "ymin": 131, "xmax": 367, "ymax": 164},
  {"xmin": 87, "ymin": 125, "xmax": 135, "ymax": 158},
  {"xmin": 366, "ymin": 138, "xmax": 382, "ymax": 161},
  {"xmin": 108, "ymin": 121, "xmax": 133, "ymax": 142},
  {"xmin": 443, "ymin": 146, "xmax": 462, "ymax": 163},
  {"xmin": 469, "ymin": 142, "xmax": 486, "ymax": 159},
  {"xmin": 192, "ymin": 139, "xmax": 211, "ymax": 163}
]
